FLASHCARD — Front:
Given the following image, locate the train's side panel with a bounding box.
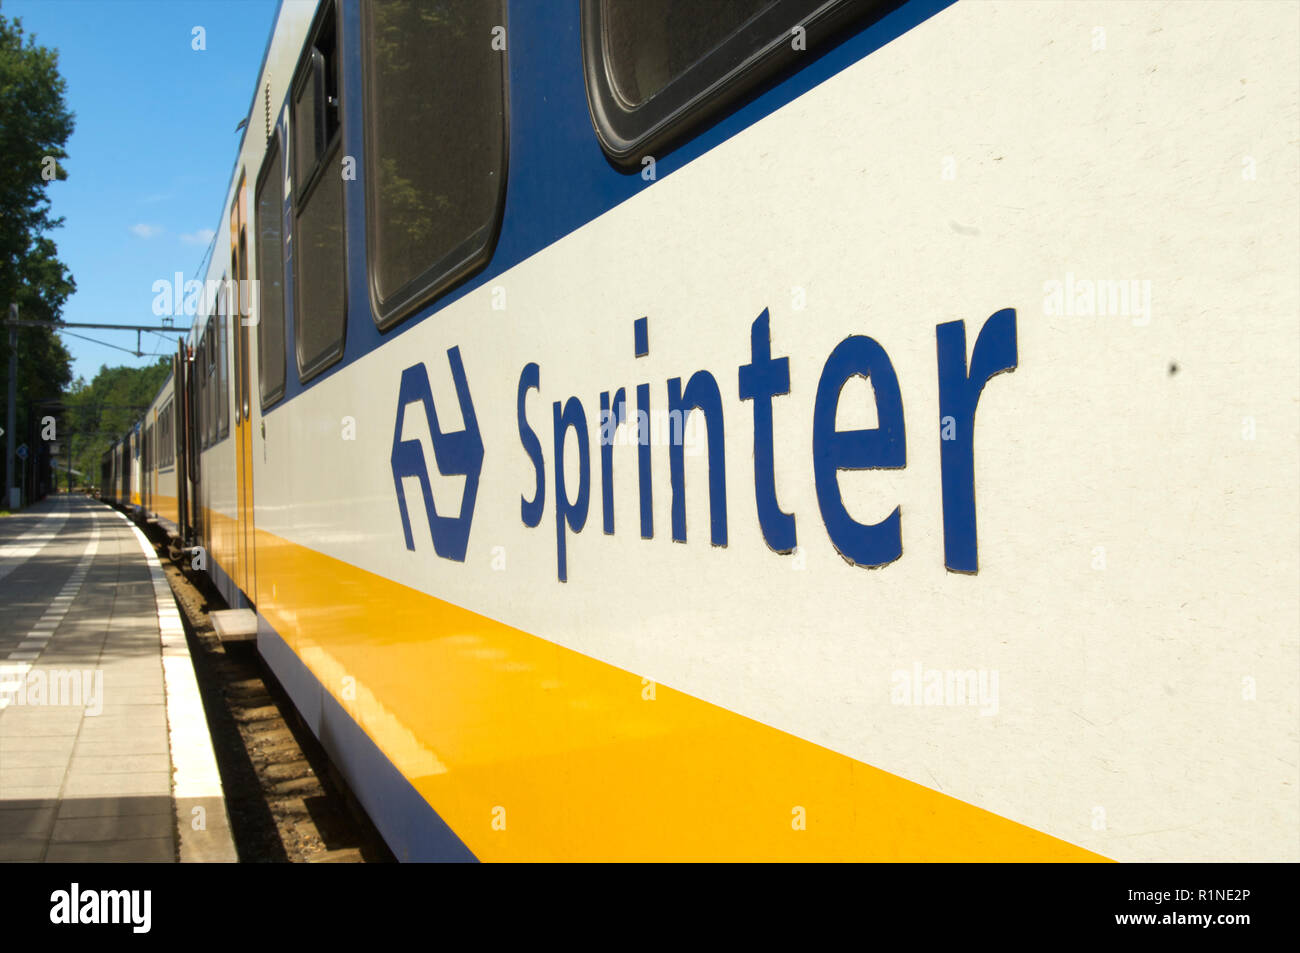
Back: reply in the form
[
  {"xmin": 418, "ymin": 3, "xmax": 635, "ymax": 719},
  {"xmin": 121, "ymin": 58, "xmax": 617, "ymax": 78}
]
[
  {"xmin": 128, "ymin": 424, "xmax": 142, "ymax": 515},
  {"xmin": 113, "ymin": 443, "xmax": 123, "ymax": 505},
  {"xmin": 118, "ymin": 435, "xmax": 130, "ymax": 509},
  {"xmin": 192, "ymin": 266, "xmax": 243, "ymax": 604},
  {"xmin": 144, "ymin": 370, "xmax": 179, "ymax": 534},
  {"xmin": 188, "ymin": 1, "xmax": 313, "ymax": 611},
  {"xmin": 100, "ymin": 444, "xmax": 119, "ymax": 505},
  {"xmin": 199, "ymin": 409, "xmax": 240, "ymax": 608},
  {"xmin": 231, "ymin": 0, "xmax": 1300, "ymax": 862}
]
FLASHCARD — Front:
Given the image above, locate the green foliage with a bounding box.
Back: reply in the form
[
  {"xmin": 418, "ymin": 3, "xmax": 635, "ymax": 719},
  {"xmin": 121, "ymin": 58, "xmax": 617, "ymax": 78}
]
[
  {"xmin": 63, "ymin": 358, "xmax": 172, "ymax": 487},
  {"xmin": 0, "ymin": 8, "xmax": 75, "ymax": 269},
  {"xmin": 1, "ymin": 7, "xmax": 76, "ymax": 490}
]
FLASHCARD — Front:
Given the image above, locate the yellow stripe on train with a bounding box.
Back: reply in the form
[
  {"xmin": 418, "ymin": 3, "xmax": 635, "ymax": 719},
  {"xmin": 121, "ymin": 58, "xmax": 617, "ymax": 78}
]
[{"xmin": 253, "ymin": 526, "xmax": 1108, "ymax": 862}]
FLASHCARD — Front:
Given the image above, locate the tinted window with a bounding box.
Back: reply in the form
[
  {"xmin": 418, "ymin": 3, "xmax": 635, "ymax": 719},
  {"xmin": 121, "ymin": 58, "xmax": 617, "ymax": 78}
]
[
  {"xmin": 361, "ymin": 0, "xmax": 509, "ymax": 328},
  {"xmin": 295, "ymin": 171, "xmax": 346, "ymax": 371},
  {"xmin": 159, "ymin": 400, "xmax": 173, "ymax": 469},
  {"xmin": 206, "ymin": 318, "xmax": 217, "ymax": 447},
  {"xmin": 294, "ymin": 55, "xmax": 321, "ymax": 182},
  {"xmin": 199, "ymin": 327, "xmax": 211, "ymax": 449},
  {"xmin": 293, "ymin": 2, "xmax": 347, "ymax": 380},
  {"xmin": 256, "ymin": 139, "xmax": 287, "ymax": 407},
  {"xmin": 584, "ymin": 0, "xmax": 880, "ymax": 165},
  {"xmin": 218, "ymin": 290, "xmax": 230, "ymax": 440},
  {"xmin": 194, "ymin": 340, "xmax": 203, "ymax": 451},
  {"xmin": 603, "ymin": 0, "xmax": 771, "ymax": 107}
]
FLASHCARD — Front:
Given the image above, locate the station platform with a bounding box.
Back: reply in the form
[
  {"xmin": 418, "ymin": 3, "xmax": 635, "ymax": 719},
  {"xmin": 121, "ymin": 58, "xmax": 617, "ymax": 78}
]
[{"xmin": 0, "ymin": 494, "xmax": 236, "ymax": 862}]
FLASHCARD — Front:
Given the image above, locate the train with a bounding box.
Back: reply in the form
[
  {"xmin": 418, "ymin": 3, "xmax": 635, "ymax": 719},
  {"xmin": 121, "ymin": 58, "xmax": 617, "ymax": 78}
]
[{"xmin": 98, "ymin": 0, "xmax": 1299, "ymax": 861}]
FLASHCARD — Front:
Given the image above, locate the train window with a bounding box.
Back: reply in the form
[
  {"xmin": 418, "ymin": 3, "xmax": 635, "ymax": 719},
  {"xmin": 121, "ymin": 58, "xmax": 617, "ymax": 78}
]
[
  {"xmin": 159, "ymin": 401, "xmax": 173, "ymax": 469},
  {"xmin": 203, "ymin": 332, "xmax": 211, "ymax": 450},
  {"xmin": 205, "ymin": 314, "xmax": 217, "ymax": 448},
  {"xmin": 360, "ymin": 0, "xmax": 509, "ymax": 329},
  {"xmin": 255, "ymin": 137, "xmax": 286, "ymax": 408},
  {"xmin": 218, "ymin": 284, "xmax": 230, "ymax": 440},
  {"xmin": 582, "ymin": 0, "xmax": 881, "ymax": 166},
  {"xmin": 197, "ymin": 327, "xmax": 209, "ymax": 449},
  {"xmin": 292, "ymin": 1, "xmax": 347, "ymax": 380},
  {"xmin": 195, "ymin": 338, "xmax": 203, "ymax": 451}
]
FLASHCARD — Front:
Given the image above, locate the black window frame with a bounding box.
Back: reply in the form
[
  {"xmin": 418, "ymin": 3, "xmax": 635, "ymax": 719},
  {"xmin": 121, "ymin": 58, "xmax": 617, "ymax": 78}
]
[
  {"xmin": 198, "ymin": 324, "xmax": 211, "ymax": 450},
  {"xmin": 581, "ymin": 0, "xmax": 883, "ymax": 167},
  {"xmin": 290, "ymin": 0, "xmax": 348, "ymax": 383},
  {"xmin": 255, "ymin": 132, "xmax": 288, "ymax": 409},
  {"xmin": 159, "ymin": 399, "xmax": 174, "ymax": 470},
  {"xmin": 206, "ymin": 314, "xmax": 217, "ymax": 448},
  {"xmin": 217, "ymin": 278, "xmax": 230, "ymax": 441},
  {"xmin": 359, "ymin": 0, "xmax": 511, "ymax": 331}
]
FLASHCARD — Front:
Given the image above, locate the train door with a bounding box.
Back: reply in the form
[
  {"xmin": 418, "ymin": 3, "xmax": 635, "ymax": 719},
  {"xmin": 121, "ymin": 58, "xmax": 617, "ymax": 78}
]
[
  {"xmin": 131, "ymin": 426, "xmax": 141, "ymax": 510},
  {"xmin": 142, "ymin": 420, "xmax": 151, "ymax": 515},
  {"xmin": 230, "ymin": 174, "xmax": 257, "ymax": 605},
  {"xmin": 176, "ymin": 343, "xmax": 191, "ymax": 544},
  {"xmin": 151, "ymin": 414, "xmax": 158, "ymax": 509},
  {"xmin": 186, "ymin": 335, "xmax": 203, "ymax": 544}
]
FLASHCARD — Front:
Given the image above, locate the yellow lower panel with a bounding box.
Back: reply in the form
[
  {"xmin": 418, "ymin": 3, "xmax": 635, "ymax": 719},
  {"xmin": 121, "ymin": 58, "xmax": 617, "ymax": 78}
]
[
  {"xmin": 202, "ymin": 505, "xmax": 238, "ymax": 585},
  {"xmin": 254, "ymin": 527, "xmax": 1107, "ymax": 862},
  {"xmin": 152, "ymin": 493, "xmax": 178, "ymax": 527}
]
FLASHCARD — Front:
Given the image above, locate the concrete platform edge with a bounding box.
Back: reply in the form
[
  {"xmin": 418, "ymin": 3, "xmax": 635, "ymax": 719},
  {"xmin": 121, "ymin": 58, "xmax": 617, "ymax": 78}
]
[{"xmin": 108, "ymin": 507, "xmax": 238, "ymax": 862}]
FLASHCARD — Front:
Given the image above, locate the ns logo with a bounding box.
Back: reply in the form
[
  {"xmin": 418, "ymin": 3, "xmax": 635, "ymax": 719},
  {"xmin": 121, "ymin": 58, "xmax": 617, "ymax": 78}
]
[{"xmin": 390, "ymin": 347, "xmax": 484, "ymax": 562}]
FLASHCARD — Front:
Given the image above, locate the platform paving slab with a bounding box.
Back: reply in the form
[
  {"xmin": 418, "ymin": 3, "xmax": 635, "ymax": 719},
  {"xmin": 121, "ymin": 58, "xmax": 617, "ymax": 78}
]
[{"xmin": 0, "ymin": 496, "xmax": 237, "ymax": 862}]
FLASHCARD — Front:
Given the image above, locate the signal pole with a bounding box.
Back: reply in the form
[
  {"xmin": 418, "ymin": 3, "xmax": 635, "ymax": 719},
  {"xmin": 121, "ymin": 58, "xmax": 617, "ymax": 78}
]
[{"xmin": 6, "ymin": 303, "xmax": 17, "ymax": 510}]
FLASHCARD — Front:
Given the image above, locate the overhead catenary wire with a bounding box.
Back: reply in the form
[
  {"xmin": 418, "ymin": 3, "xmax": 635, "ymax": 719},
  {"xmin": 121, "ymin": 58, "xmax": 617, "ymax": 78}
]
[{"xmin": 58, "ymin": 328, "xmax": 150, "ymax": 357}]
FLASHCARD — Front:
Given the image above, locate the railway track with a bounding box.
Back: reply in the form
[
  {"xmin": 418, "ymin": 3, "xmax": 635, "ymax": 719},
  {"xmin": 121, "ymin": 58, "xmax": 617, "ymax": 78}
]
[{"xmin": 144, "ymin": 524, "xmax": 392, "ymax": 863}]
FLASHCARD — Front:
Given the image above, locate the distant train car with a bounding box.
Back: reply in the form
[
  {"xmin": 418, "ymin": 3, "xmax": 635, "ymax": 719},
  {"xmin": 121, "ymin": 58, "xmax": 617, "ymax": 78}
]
[
  {"xmin": 127, "ymin": 422, "xmax": 142, "ymax": 518},
  {"xmin": 123, "ymin": 0, "xmax": 1298, "ymax": 861},
  {"xmin": 102, "ymin": 435, "xmax": 129, "ymax": 508},
  {"xmin": 137, "ymin": 368, "xmax": 180, "ymax": 535},
  {"xmin": 99, "ymin": 445, "xmax": 115, "ymax": 504}
]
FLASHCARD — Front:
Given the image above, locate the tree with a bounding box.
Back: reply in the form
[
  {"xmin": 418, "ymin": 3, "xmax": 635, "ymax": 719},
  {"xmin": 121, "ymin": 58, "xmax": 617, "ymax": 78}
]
[
  {"xmin": 64, "ymin": 359, "xmax": 172, "ymax": 489},
  {"xmin": 0, "ymin": 8, "xmax": 76, "ymax": 498}
]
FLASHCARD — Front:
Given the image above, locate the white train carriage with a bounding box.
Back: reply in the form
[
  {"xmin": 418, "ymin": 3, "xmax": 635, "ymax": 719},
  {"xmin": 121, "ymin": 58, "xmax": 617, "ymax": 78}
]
[
  {"xmin": 138, "ymin": 369, "xmax": 180, "ymax": 535},
  {"xmin": 128, "ymin": 0, "xmax": 1298, "ymax": 861}
]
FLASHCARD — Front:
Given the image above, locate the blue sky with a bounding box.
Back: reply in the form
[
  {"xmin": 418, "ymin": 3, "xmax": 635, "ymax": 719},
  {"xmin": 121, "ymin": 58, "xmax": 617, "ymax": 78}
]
[{"xmin": 5, "ymin": 0, "xmax": 279, "ymax": 383}]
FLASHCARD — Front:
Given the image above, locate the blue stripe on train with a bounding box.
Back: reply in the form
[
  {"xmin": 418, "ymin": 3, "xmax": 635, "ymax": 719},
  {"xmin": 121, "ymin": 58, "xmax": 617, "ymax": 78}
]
[{"xmin": 267, "ymin": 0, "xmax": 955, "ymax": 410}]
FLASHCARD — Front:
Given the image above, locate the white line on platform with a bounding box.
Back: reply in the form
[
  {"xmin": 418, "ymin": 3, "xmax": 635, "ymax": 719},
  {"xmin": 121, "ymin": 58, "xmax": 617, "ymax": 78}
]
[
  {"xmin": 109, "ymin": 508, "xmax": 227, "ymax": 800},
  {"xmin": 107, "ymin": 505, "xmax": 238, "ymax": 861},
  {"xmin": 0, "ymin": 497, "xmax": 70, "ymax": 582},
  {"xmin": 1, "ymin": 507, "xmax": 100, "ymax": 708}
]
